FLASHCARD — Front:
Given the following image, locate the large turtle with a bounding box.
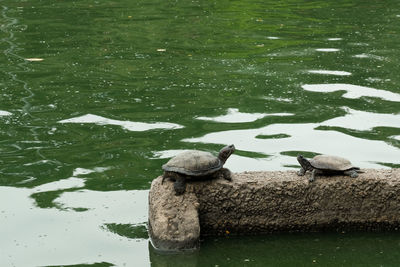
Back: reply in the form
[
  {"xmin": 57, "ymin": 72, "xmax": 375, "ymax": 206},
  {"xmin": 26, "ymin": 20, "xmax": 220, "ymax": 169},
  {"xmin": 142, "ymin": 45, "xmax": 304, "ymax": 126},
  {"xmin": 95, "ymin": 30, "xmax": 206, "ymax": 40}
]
[
  {"xmin": 297, "ymin": 154, "xmax": 362, "ymax": 182},
  {"xmin": 162, "ymin": 144, "xmax": 235, "ymax": 195}
]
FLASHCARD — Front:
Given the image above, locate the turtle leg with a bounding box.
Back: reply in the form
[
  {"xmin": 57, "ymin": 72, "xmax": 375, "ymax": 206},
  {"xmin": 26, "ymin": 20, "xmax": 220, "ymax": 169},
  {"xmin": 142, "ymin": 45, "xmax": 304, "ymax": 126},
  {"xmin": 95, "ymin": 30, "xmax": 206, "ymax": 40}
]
[
  {"xmin": 219, "ymin": 168, "xmax": 232, "ymax": 181},
  {"xmin": 162, "ymin": 171, "xmax": 173, "ymax": 184},
  {"xmin": 297, "ymin": 155, "xmax": 312, "ymax": 177},
  {"xmin": 173, "ymin": 175, "xmax": 186, "ymax": 195},
  {"xmin": 297, "ymin": 167, "xmax": 306, "ymax": 176},
  {"xmin": 309, "ymin": 169, "xmax": 317, "ymax": 182},
  {"xmin": 344, "ymin": 170, "xmax": 358, "ymax": 178}
]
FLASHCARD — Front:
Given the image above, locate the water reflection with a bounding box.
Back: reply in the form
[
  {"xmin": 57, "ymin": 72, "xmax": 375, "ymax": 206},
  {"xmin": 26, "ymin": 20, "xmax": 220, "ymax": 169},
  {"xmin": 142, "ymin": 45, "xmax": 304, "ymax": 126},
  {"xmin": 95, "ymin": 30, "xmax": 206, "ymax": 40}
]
[
  {"xmin": 32, "ymin": 177, "xmax": 85, "ymax": 193},
  {"xmin": 150, "ymin": 233, "xmax": 400, "ymax": 267},
  {"xmin": 321, "ymin": 107, "xmax": 400, "ymax": 131},
  {"xmin": 31, "ymin": 167, "xmax": 111, "ymax": 193},
  {"xmin": 315, "ymin": 48, "xmax": 340, "ymax": 52},
  {"xmin": 0, "ymin": 110, "xmax": 12, "ymax": 116},
  {"xmin": 307, "ymin": 70, "xmax": 352, "ymax": 76},
  {"xmin": 263, "ymin": 96, "xmax": 293, "ymax": 103},
  {"xmin": 1, "ymin": 0, "xmax": 400, "ymax": 265},
  {"xmin": 352, "ymin": 53, "xmax": 386, "ymax": 60},
  {"xmin": 0, "ymin": 186, "xmax": 149, "ymax": 266},
  {"xmin": 196, "ymin": 108, "xmax": 293, "ymax": 123},
  {"xmin": 58, "ymin": 114, "xmax": 184, "ymax": 131},
  {"xmin": 302, "ymin": 83, "xmax": 400, "ymax": 102},
  {"xmin": 182, "ymin": 119, "xmax": 400, "ymax": 170}
]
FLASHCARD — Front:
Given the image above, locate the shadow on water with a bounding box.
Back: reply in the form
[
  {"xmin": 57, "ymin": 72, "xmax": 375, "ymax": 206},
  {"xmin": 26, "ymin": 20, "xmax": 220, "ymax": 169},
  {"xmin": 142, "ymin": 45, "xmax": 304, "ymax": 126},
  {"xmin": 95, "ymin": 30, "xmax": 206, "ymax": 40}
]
[{"xmin": 149, "ymin": 232, "xmax": 400, "ymax": 266}]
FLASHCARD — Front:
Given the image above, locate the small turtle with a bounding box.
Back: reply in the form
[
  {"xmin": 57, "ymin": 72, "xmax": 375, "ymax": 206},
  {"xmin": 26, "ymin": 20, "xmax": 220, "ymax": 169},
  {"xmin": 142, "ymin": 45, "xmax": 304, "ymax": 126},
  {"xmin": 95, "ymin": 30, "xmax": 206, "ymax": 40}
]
[
  {"xmin": 297, "ymin": 154, "xmax": 362, "ymax": 182},
  {"xmin": 162, "ymin": 144, "xmax": 235, "ymax": 195}
]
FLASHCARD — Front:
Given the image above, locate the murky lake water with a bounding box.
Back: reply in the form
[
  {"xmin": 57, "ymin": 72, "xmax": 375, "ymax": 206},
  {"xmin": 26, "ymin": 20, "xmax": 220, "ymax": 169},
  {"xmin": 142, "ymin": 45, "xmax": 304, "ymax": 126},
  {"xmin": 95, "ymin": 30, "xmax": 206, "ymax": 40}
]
[{"xmin": 1, "ymin": 0, "xmax": 400, "ymax": 266}]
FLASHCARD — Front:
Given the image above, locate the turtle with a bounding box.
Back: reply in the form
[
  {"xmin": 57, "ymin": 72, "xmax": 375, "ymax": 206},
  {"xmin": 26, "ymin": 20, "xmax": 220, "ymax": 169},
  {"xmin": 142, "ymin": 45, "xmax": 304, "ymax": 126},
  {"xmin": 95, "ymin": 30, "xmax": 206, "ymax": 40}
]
[
  {"xmin": 297, "ymin": 154, "xmax": 362, "ymax": 182},
  {"xmin": 161, "ymin": 144, "xmax": 235, "ymax": 195}
]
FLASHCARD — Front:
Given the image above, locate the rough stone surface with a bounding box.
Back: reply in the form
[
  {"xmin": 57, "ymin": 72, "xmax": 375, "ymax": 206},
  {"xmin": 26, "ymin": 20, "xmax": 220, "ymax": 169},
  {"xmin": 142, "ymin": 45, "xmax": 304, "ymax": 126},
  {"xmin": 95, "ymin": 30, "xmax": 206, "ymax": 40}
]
[
  {"xmin": 148, "ymin": 169, "xmax": 400, "ymax": 251},
  {"xmin": 148, "ymin": 178, "xmax": 200, "ymax": 251}
]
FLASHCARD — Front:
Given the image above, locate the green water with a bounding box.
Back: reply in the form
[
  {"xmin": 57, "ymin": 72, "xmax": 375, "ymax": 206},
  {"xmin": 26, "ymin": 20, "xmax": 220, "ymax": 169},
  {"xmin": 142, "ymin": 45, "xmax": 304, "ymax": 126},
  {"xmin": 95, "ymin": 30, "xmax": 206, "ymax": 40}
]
[
  {"xmin": 1, "ymin": 0, "xmax": 400, "ymax": 266},
  {"xmin": 149, "ymin": 233, "xmax": 400, "ymax": 266}
]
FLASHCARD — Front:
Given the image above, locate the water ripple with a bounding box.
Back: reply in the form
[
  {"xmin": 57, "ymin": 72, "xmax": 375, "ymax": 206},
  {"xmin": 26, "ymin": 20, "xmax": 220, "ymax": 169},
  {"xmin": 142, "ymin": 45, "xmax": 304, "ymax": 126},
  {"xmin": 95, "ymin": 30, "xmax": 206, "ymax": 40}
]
[
  {"xmin": 0, "ymin": 186, "xmax": 148, "ymax": 266},
  {"xmin": 352, "ymin": 53, "xmax": 386, "ymax": 61},
  {"xmin": 33, "ymin": 178, "xmax": 85, "ymax": 193},
  {"xmin": 196, "ymin": 108, "xmax": 293, "ymax": 123},
  {"xmin": 183, "ymin": 121, "xmax": 400, "ymax": 170},
  {"xmin": 58, "ymin": 114, "xmax": 183, "ymax": 131},
  {"xmin": 321, "ymin": 108, "xmax": 400, "ymax": 131},
  {"xmin": 302, "ymin": 83, "xmax": 400, "ymax": 102},
  {"xmin": 315, "ymin": 48, "xmax": 340, "ymax": 52},
  {"xmin": 307, "ymin": 70, "xmax": 352, "ymax": 76},
  {"xmin": 0, "ymin": 110, "xmax": 12, "ymax": 116},
  {"xmin": 32, "ymin": 167, "xmax": 110, "ymax": 193}
]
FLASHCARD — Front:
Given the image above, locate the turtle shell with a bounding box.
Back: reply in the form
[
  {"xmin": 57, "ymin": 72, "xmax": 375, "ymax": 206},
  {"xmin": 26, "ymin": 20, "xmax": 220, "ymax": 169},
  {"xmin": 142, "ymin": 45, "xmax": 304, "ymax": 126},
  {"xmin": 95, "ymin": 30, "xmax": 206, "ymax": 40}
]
[
  {"xmin": 310, "ymin": 155, "xmax": 354, "ymax": 171},
  {"xmin": 162, "ymin": 150, "xmax": 223, "ymax": 176}
]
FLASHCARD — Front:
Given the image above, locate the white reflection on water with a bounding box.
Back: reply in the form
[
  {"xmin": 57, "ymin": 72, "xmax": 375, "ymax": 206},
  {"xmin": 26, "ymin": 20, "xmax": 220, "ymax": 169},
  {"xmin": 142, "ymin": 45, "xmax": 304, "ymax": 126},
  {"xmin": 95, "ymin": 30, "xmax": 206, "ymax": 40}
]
[
  {"xmin": 321, "ymin": 108, "xmax": 400, "ymax": 131},
  {"xmin": 263, "ymin": 96, "xmax": 293, "ymax": 102},
  {"xmin": 32, "ymin": 167, "xmax": 110, "ymax": 193},
  {"xmin": 0, "ymin": 110, "xmax": 12, "ymax": 116},
  {"xmin": 182, "ymin": 121, "xmax": 400, "ymax": 171},
  {"xmin": 196, "ymin": 108, "xmax": 293, "ymax": 123},
  {"xmin": 0, "ymin": 186, "xmax": 149, "ymax": 267},
  {"xmin": 302, "ymin": 83, "xmax": 400, "ymax": 102},
  {"xmin": 72, "ymin": 166, "xmax": 110, "ymax": 176},
  {"xmin": 352, "ymin": 53, "xmax": 386, "ymax": 61},
  {"xmin": 58, "ymin": 114, "xmax": 183, "ymax": 131},
  {"xmin": 33, "ymin": 177, "xmax": 85, "ymax": 193},
  {"xmin": 307, "ymin": 70, "xmax": 352, "ymax": 76},
  {"xmin": 315, "ymin": 48, "xmax": 340, "ymax": 52}
]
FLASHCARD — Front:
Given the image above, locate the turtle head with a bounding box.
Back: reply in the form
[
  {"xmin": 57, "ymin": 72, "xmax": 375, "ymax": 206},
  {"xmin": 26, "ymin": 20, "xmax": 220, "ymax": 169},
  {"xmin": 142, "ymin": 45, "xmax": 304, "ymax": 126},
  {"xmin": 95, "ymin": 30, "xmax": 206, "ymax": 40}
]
[
  {"xmin": 218, "ymin": 144, "xmax": 235, "ymax": 163},
  {"xmin": 297, "ymin": 154, "xmax": 312, "ymax": 170}
]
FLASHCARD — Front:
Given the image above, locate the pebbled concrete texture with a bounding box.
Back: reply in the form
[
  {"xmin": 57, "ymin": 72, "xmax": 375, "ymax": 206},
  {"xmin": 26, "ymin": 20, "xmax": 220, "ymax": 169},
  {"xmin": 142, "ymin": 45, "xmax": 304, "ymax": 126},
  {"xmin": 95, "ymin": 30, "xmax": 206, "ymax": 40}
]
[
  {"xmin": 148, "ymin": 169, "xmax": 400, "ymax": 251},
  {"xmin": 148, "ymin": 179, "xmax": 200, "ymax": 252}
]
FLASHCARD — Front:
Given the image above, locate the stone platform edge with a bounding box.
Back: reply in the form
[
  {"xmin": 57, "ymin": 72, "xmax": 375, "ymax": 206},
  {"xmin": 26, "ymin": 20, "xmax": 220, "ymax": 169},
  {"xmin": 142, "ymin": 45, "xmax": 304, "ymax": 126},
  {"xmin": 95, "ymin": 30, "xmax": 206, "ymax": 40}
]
[{"xmin": 148, "ymin": 169, "xmax": 400, "ymax": 251}]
